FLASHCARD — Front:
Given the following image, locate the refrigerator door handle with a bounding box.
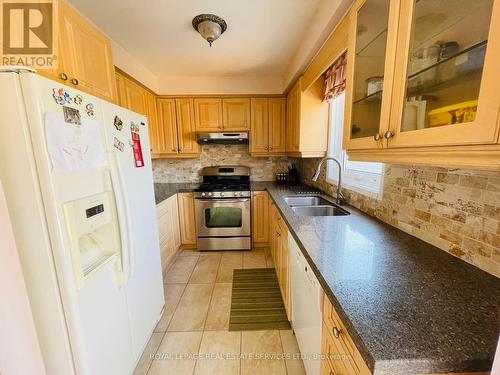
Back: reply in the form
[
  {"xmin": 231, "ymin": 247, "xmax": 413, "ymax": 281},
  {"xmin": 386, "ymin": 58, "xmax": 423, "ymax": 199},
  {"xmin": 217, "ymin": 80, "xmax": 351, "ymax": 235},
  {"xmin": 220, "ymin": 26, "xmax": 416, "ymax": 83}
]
[{"xmin": 109, "ymin": 152, "xmax": 134, "ymax": 285}]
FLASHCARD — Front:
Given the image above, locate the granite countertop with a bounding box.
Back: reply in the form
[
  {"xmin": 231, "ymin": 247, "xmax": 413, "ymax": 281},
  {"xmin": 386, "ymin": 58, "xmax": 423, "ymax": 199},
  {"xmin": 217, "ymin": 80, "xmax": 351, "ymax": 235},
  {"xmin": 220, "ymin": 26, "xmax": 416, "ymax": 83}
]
[
  {"xmin": 154, "ymin": 182, "xmax": 199, "ymax": 204},
  {"xmin": 266, "ymin": 185, "xmax": 500, "ymax": 374},
  {"xmin": 154, "ymin": 182, "xmax": 500, "ymax": 374}
]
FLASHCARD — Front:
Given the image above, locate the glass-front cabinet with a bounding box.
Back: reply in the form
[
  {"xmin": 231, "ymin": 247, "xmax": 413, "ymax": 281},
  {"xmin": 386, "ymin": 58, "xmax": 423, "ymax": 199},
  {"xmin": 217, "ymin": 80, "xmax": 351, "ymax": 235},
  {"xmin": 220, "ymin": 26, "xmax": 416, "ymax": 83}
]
[
  {"xmin": 344, "ymin": 0, "xmax": 400, "ymax": 149},
  {"xmin": 344, "ymin": 0, "xmax": 500, "ymax": 167},
  {"xmin": 389, "ymin": 0, "xmax": 500, "ymax": 147}
]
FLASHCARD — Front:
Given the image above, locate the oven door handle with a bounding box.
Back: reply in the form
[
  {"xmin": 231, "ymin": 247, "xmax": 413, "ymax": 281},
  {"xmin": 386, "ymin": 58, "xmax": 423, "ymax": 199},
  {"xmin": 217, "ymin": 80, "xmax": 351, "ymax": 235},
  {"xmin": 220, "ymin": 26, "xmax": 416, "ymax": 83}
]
[{"xmin": 196, "ymin": 198, "xmax": 250, "ymax": 203}]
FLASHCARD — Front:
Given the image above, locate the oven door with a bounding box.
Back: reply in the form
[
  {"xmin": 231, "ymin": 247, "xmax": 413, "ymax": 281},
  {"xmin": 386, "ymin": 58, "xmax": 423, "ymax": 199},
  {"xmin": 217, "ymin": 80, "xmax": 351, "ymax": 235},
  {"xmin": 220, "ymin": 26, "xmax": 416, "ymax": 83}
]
[{"xmin": 195, "ymin": 198, "xmax": 251, "ymax": 237}]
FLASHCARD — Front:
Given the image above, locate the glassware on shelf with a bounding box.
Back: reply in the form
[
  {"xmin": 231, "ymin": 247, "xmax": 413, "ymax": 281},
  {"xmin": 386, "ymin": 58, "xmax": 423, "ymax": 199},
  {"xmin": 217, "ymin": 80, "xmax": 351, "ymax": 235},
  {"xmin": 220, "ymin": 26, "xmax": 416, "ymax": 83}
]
[
  {"xmin": 437, "ymin": 41, "xmax": 459, "ymax": 81},
  {"xmin": 409, "ymin": 45, "xmax": 440, "ymax": 87},
  {"xmin": 402, "ymin": 97, "xmax": 427, "ymax": 132},
  {"xmin": 400, "ymin": 0, "xmax": 493, "ymax": 131},
  {"xmin": 366, "ymin": 76, "xmax": 384, "ymax": 96}
]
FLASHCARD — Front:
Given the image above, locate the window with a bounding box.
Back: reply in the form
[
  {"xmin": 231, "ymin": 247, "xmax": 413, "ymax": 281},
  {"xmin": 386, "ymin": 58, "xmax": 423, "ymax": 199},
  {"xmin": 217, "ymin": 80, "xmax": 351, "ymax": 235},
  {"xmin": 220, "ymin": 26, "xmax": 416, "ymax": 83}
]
[{"xmin": 326, "ymin": 92, "xmax": 384, "ymax": 197}]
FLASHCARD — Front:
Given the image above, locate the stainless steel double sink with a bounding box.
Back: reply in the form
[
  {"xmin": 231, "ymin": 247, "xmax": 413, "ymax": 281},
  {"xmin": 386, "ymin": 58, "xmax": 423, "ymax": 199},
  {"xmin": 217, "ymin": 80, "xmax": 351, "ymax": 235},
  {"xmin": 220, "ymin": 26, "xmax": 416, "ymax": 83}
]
[{"xmin": 283, "ymin": 195, "xmax": 350, "ymax": 217}]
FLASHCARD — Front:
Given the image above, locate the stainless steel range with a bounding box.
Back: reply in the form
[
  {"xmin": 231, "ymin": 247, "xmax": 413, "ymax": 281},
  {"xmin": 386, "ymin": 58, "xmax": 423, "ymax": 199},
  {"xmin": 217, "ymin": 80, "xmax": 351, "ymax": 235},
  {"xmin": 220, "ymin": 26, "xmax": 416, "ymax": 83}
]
[{"xmin": 194, "ymin": 166, "xmax": 251, "ymax": 251}]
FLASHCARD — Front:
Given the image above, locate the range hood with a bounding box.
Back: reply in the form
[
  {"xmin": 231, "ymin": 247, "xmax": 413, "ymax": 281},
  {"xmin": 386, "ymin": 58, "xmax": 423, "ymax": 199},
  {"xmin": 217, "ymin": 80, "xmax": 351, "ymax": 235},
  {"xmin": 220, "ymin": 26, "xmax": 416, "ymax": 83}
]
[{"xmin": 197, "ymin": 132, "xmax": 249, "ymax": 145}]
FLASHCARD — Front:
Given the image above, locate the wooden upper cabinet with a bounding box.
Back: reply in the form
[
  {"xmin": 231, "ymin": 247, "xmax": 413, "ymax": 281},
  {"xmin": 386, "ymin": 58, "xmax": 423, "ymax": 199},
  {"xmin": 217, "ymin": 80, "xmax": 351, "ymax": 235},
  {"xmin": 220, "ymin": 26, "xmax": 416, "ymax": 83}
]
[
  {"xmin": 269, "ymin": 98, "xmax": 287, "ymax": 154},
  {"xmin": 223, "ymin": 98, "xmax": 251, "ymax": 131},
  {"xmin": 194, "ymin": 98, "xmax": 223, "ymax": 131},
  {"xmin": 175, "ymin": 98, "xmax": 200, "ymax": 155},
  {"xmin": 251, "ymin": 97, "xmax": 287, "ymax": 157},
  {"xmin": 344, "ymin": 0, "xmax": 500, "ymax": 170},
  {"xmin": 286, "ymin": 78, "xmax": 329, "ymax": 157},
  {"xmin": 58, "ymin": 1, "xmax": 116, "ymax": 102},
  {"xmin": 387, "ymin": 0, "xmax": 500, "ymax": 148},
  {"xmin": 144, "ymin": 91, "xmax": 158, "ymax": 151},
  {"xmin": 115, "ymin": 72, "xmax": 127, "ymax": 107},
  {"xmin": 124, "ymin": 79, "xmax": 147, "ymax": 115},
  {"xmin": 286, "ymin": 83, "xmax": 301, "ymax": 153},
  {"xmin": 250, "ymin": 98, "xmax": 270, "ymax": 155},
  {"xmin": 156, "ymin": 99, "xmax": 179, "ymax": 156},
  {"xmin": 343, "ymin": 0, "xmax": 399, "ymax": 151}
]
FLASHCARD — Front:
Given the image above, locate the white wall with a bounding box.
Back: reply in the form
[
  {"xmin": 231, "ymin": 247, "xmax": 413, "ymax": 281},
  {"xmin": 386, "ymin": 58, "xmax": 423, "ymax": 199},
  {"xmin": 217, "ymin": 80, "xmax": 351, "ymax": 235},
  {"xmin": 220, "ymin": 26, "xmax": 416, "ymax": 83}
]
[
  {"xmin": 158, "ymin": 75, "xmax": 283, "ymax": 95},
  {"xmin": 283, "ymin": 0, "xmax": 354, "ymax": 91},
  {"xmin": 67, "ymin": 1, "xmax": 161, "ymax": 93},
  {"xmin": 111, "ymin": 41, "xmax": 160, "ymax": 93},
  {"xmin": 0, "ymin": 181, "xmax": 46, "ymax": 375}
]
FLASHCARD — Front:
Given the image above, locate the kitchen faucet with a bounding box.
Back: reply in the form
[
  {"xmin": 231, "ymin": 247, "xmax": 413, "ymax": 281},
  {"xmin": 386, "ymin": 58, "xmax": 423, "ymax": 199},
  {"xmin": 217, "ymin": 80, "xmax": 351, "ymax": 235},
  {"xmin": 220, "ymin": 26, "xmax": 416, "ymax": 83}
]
[{"xmin": 312, "ymin": 157, "xmax": 345, "ymax": 205}]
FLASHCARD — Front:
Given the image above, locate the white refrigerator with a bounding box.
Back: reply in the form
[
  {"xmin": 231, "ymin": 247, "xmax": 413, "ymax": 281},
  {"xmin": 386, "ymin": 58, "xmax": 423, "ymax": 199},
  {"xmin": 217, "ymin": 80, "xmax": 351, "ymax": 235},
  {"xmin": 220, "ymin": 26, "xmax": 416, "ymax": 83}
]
[{"xmin": 0, "ymin": 67, "xmax": 164, "ymax": 375}]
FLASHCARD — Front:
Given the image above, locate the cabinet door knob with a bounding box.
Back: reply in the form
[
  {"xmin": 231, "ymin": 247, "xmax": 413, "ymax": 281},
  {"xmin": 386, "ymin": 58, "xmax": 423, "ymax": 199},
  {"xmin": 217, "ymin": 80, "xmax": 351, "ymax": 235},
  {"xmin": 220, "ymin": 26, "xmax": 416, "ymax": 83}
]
[
  {"xmin": 333, "ymin": 326, "xmax": 341, "ymax": 338},
  {"xmin": 373, "ymin": 133, "xmax": 382, "ymax": 141},
  {"xmin": 70, "ymin": 78, "xmax": 79, "ymax": 85},
  {"xmin": 172, "ymin": 148, "xmax": 176, "ymax": 152},
  {"xmin": 384, "ymin": 130, "xmax": 394, "ymax": 139},
  {"xmin": 269, "ymin": 146, "xmax": 272, "ymax": 150},
  {"xmin": 59, "ymin": 72, "xmax": 68, "ymax": 81}
]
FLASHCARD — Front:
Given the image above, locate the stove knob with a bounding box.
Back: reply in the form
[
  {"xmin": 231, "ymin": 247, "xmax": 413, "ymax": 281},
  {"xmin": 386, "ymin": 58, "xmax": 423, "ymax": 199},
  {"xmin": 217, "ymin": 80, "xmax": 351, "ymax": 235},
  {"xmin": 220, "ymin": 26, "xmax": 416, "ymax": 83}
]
[
  {"xmin": 208, "ymin": 192, "xmax": 213, "ymax": 197},
  {"xmin": 201, "ymin": 192, "xmax": 206, "ymax": 197},
  {"xmin": 234, "ymin": 192, "xmax": 238, "ymax": 197},
  {"xmin": 239, "ymin": 192, "xmax": 244, "ymax": 197},
  {"xmin": 220, "ymin": 192, "xmax": 224, "ymax": 197}
]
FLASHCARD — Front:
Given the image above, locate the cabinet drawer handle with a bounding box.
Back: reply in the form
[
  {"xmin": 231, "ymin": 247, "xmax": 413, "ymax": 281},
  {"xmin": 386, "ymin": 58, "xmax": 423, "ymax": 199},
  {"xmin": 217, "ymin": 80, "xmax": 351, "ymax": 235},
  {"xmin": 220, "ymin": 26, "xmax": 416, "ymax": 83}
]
[
  {"xmin": 70, "ymin": 78, "xmax": 79, "ymax": 85},
  {"xmin": 384, "ymin": 130, "xmax": 394, "ymax": 139},
  {"xmin": 373, "ymin": 133, "xmax": 382, "ymax": 141},
  {"xmin": 59, "ymin": 72, "xmax": 68, "ymax": 81},
  {"xmin": 333, "ymin": 326, "xmax": 341, "ymax": 338}
]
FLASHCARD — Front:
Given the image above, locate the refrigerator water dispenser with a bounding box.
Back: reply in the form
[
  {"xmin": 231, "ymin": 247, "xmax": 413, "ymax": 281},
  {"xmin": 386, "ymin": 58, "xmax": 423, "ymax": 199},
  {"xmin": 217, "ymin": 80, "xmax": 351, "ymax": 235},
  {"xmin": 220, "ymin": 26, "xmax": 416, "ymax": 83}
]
[{"xmin": 63, "ymin": 191, "xmax": 122, "ymax": 288}]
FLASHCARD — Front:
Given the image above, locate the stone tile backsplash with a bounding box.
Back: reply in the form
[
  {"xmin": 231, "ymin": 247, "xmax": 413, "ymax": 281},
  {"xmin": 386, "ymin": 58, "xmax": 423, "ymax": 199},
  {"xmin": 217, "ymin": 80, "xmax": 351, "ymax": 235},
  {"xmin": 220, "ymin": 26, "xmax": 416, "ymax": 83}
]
[
  {"xmin": 297, "ymin": 160, "xmax": 500, "ymax": 277},
  {"xmin": 152, "ymin": 144, "xmax": 290, "ymax": 183}
]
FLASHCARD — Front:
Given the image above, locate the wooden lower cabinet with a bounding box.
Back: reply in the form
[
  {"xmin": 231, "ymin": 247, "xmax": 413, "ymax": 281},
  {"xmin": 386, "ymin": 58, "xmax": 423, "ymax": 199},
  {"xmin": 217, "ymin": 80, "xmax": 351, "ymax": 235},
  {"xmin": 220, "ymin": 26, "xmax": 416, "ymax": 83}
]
[
  {"xmin": 322, "ymin": 295, "xmax": 490, "ymax": 375},
  {"xmin": 252, "ymin": 191, "xmax": 269, "ymax": 246},
  {"xmin": 322, "ymin": 296, "xmax": 372, "ymax": 375},
  {"xmin": 177, "ymin": 192, "xmax": 197, "ymax": 248},
  {"xmin": 270, "ymin": 200, "xmax": 291, "ymax": 320},
  {"xmin": 156, "ymin": 195, "xmax": 181, "ymax": 276}
]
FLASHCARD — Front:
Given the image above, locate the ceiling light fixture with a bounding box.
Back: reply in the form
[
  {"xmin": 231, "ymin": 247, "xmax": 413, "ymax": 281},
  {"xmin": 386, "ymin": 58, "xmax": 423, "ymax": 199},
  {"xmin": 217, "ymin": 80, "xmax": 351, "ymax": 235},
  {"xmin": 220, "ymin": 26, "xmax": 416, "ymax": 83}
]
[{"xmin": 192, "ymin": 14, "xmax": 227, "ymax": 47}]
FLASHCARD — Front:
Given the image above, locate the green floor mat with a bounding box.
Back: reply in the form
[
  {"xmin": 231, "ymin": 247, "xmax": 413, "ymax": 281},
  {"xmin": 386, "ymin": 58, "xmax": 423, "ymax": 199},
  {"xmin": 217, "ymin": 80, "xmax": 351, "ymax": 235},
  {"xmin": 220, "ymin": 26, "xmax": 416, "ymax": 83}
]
[{"xmin": 229, "ymin": 268, "xmax": 291, "ymax": 331}]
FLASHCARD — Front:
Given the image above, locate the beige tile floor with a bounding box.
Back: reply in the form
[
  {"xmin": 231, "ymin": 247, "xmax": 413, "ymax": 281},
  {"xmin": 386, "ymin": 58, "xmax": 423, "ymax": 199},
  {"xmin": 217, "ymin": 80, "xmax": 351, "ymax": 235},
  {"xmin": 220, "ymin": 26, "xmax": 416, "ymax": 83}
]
[{"xmin": 133, "ymin": 248, "xmax": 307, "ymax": 375}]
